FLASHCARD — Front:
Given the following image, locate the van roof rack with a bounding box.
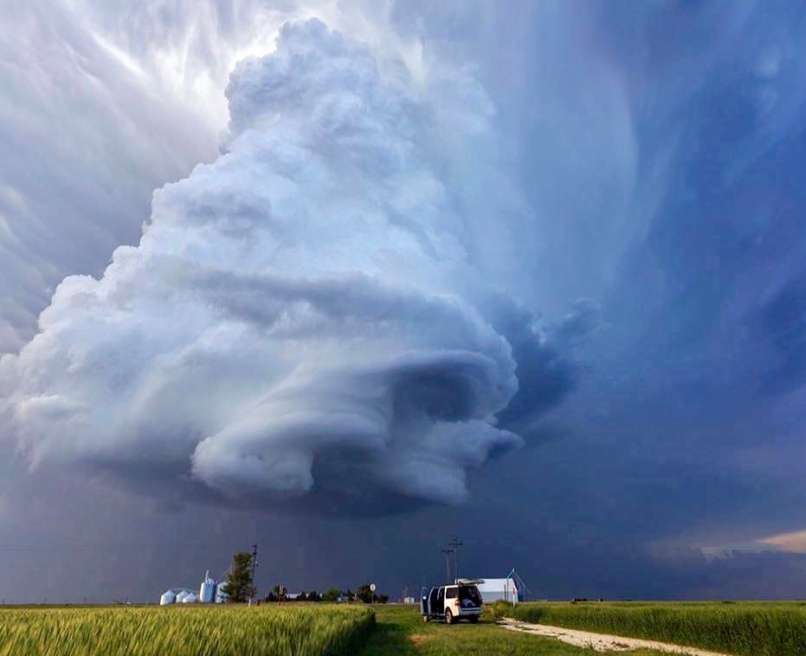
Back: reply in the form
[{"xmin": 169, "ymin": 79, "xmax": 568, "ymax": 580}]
[{"xmin": 455, "ymin": 578, "xmax": 484, "ymax": 585}]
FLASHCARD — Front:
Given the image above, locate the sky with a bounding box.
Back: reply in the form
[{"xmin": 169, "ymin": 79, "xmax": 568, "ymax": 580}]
[{"xmin": 1, "ymin": 0, "xmax": 806, "ymax": 603}]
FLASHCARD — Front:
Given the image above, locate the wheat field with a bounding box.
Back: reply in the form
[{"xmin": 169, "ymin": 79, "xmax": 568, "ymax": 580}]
[
  {"xmin": 493, "ymin": 600, "xmax": 806, "ymax": 656},
  {"xmin": 0, "ymin": 604, "xmax": 374, "ymax": 656}
]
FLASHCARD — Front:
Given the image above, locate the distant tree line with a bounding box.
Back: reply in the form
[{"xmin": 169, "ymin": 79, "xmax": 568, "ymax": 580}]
[
  {"xmin": 225, "ymin": 550, "xmax": 389, "ymax": 604},
  {"xmin": 262, "ymin": 584, "xmax": 388, "ymax": 604}
]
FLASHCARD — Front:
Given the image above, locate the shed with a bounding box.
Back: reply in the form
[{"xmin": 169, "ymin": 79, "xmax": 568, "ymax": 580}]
[{"xmin": 476, "ymin": 578, "xmax": 519, "ymax": 604}]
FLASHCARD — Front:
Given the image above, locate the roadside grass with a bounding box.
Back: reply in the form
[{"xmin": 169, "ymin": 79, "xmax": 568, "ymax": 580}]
[
  {"xmin": 0, "ymin": 604, "xmax": 373, "ymax": 656},
  {"xmin": 492, "ymin": 601, "xmax": 806, "ymax": 656},
  {"xmin": 356, "ymin": 605, "xmax": 668, "ymax": 656}
]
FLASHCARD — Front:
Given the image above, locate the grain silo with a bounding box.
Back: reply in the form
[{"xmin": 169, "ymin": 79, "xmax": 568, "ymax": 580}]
[
  {"xmin": 215, "ymin": 581, "xmax": 229, "ymax": 604},
  {"xmin": 199, "ymin": 571, "xmax": 216, "ymax": 603}
]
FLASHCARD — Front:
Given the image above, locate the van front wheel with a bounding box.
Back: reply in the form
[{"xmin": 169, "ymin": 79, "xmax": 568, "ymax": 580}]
[{"xmin": 445, "ymin": 609, "xmax": 454, "ymax": 625}]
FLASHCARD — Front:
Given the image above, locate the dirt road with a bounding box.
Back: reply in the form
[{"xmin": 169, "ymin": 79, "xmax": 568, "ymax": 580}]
[{"xmin": 497, "ymin": 618, "xmax": 734, "ymax": 655}]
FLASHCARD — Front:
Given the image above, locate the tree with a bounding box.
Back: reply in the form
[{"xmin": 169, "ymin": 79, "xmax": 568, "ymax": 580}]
[
  {"xmin": 306, "ymin": 590, "xmax": 321, "ymax": 602},
  {"xmin": 323, "ymin": 587, "xmax": 341, "ymax": 602},
  {"xmin": 356, "ymin": 584, "xmax": 373, "ymax": 604},
  {"xmin": 225, "ymin": 552, "xmax": 255, "ymax": 603},
  {"xmin": 355, "ymin": 584, "xmax": 387, "ymax": 604}
]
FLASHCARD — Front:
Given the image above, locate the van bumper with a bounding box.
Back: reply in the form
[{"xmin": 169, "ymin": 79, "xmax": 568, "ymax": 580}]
[{"xmin": 458, "ymin": 607, "xmax": 482, "ymax": 616}]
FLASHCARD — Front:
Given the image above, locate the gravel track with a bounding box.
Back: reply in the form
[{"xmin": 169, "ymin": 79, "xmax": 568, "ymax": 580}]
[{"xmin": 497, "ymin": 618, "xmax": 734, "ymax": 655}]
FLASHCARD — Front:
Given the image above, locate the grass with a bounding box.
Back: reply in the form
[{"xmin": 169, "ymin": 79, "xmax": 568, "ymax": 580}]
[
  {"xmin": 0, "ymin": 604, "xmax": 374, "ymax": 656},
  {"xmin": 356, "ymin": 605, "xmax": 668, "ymax": 655},
  {"xmin": 492, "ymin": 600, "xmax": 806, "ymax": 656}
]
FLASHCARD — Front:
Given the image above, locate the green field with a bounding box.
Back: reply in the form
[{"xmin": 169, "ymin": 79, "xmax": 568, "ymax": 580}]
[
  {"xmin": 493, "ymin": 600, "xmax": 806, "ymax": 656},
  {"xmin": 0, "ymin": 604, "xmax": 373, "ymax": 656}
]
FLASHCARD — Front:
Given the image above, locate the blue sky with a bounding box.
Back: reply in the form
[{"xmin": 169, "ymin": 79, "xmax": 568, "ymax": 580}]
[{"xmin": 1, "ymin": 1, "xmax": 805, "ymax": 602}]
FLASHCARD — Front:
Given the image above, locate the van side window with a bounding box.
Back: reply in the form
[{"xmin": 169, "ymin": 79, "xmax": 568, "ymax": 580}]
[{"xmin": 446, "ymin": 587, "xmax": 457, "ymax": 599}]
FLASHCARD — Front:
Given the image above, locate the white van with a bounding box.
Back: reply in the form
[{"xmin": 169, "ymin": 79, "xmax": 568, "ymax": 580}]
[{"xmin": 420, "ymin": 583, "xmax": 483, "ymax": 624}]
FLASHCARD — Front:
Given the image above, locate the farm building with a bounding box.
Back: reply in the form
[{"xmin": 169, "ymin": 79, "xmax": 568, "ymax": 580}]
[{"xmin": 476, "ymin": 578, "xmax": 518, "ymax": 603}]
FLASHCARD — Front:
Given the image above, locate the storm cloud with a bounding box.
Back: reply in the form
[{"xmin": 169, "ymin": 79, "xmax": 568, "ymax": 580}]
[{"xmin": 0, "ymin": 19, "xmax": 579, "ymax": 512}]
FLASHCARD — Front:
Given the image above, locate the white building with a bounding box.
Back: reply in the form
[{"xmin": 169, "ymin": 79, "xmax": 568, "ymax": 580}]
[{"xmin": 476, "ymin": 578, "xmax": 519, "ymax": 604}]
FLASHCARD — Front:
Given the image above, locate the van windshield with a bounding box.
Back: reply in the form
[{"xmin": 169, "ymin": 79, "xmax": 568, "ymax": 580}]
[{"xmin": 458, "ymin": 585, "xmax": 482, "ymax": 606}]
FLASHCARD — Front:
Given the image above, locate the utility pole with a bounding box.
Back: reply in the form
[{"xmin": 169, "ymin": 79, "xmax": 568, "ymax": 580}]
[
  {"xmin": 441, "ymin": 548, "xmax": 453, "ymax": 584},
  {"xmin": 448, "ymin": 537, "xmax": 463, "ymax": 582},
  {"xmin": 249, "ymin": 543, "xmax": 259, "ymax": 605}
]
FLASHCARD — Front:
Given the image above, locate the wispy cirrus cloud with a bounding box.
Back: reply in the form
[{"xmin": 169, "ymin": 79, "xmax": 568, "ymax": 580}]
[{"xmin": 759, "ymin": 529, "xmax": 806, "ymax": 555}]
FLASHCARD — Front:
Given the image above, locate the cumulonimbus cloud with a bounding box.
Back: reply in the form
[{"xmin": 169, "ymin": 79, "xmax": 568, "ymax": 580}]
[{"xmin": 0, "ymin": 19, "xmax": 581, "ymax": 513}]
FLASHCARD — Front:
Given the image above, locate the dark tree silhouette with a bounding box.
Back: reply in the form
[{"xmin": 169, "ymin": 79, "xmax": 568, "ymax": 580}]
[{"xmin": 225, "ymin": 552, "xmax": 255, "ymax": 603}]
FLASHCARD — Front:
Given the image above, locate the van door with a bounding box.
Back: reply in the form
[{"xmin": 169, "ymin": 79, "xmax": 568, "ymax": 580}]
[
  {"xmin": 436, "ymin": 587, "xmax": 445, "ymax": 614},
  {"xmin": 445, "ymin": 586, "xmax": 458, "ymax": 614},
  {"xmin": 429, "ymin": 588, "xmax": 439, "ymax": 615}
]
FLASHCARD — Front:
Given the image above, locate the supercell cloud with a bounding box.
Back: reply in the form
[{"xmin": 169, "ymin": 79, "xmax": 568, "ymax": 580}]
[{"xmin": 0, "ymin": 20, "xmax": 575, "ymax": 512}]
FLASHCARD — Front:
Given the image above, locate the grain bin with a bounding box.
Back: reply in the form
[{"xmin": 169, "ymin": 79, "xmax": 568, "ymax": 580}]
[{"xmin": 159, "ymin": 590, "xmax": 176, "ymax": 605}]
